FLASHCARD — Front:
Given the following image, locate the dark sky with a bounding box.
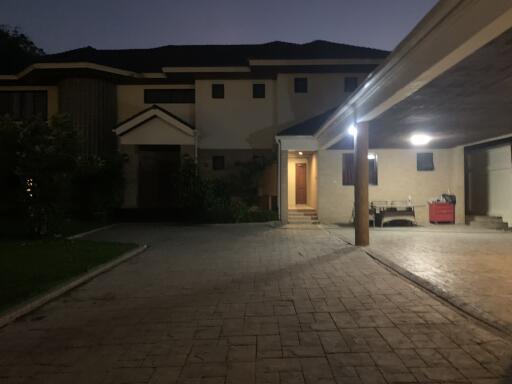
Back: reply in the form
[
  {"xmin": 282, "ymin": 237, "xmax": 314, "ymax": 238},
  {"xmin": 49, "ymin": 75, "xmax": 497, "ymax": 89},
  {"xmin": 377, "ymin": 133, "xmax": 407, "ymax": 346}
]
[{"xmin": 1, "ymin": 0, "xmax": 437, "ymax": 54}]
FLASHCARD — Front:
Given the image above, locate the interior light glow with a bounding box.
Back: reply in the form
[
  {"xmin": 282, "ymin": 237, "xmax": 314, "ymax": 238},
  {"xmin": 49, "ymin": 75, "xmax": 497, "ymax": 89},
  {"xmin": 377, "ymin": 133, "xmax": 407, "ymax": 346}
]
[
  {"xmin": 298, "ymin": 151, "xmax": 303, "ymax": 156},
  {"xmin": 367, "ymin": 153, "xmax": 376, "ymax": 160},
  {"xmin": 410, "ymin": 134, "xmax": 432, "ymax": 146},
  {"xmin": 348, "ymin": 125, "xmax": 358, "ymax": 136}
]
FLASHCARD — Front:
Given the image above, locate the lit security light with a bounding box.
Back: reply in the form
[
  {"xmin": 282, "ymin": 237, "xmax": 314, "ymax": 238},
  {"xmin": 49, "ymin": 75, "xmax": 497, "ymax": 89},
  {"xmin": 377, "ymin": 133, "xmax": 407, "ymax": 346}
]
[
  {"xmin": 348, "ymin": 125, "xmax": 358, "ymax": 136},
  {"xmin": 367, "ymin": 153, "xmax": 376, "ymax": 160},
  {"xmin": 410, "ymin": 134, "xmax": 432, "ymax": 146},
  {"xmin": 298, "ymin": 151, "xmax": 303, "ymax": 156}
]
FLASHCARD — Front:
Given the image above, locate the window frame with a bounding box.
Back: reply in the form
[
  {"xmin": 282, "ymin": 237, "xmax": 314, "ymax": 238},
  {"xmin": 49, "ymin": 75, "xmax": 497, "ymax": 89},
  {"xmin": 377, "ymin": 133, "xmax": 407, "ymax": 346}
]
[
  {"xmin": 342, "ymin": 153, "xmax": 378, "ymax": 186},
  {"xmin": 294, "ymin": 77, "xmax": 308, "ymax": 93},
  {"xmin": 143, "ymin": 89, "xmax": 195, "ymax": 104},
  {"xmin": 211, "ymin": 84, "xmax": 225, "ymax": 99},
  {"xmin": 417, "ymin": 152, "xmax": 435, "ymax": 171},
  {"xmin": 0, "ymin": 90, "xmax": 48, "ymax": 121},
  {"xmin": 252, "ymin": 83, "xmax": 265, "ymax": 99},
  {"xmin": 344, "ymin": 77, "xmax": 358, "ymax": 92}
]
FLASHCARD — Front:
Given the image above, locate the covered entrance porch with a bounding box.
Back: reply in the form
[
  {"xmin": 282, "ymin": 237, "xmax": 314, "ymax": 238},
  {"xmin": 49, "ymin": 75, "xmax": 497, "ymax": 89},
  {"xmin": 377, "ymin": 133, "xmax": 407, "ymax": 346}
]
[{"xmin": 114, "ymin": 105, "xmax": 196, "ymax": 213}]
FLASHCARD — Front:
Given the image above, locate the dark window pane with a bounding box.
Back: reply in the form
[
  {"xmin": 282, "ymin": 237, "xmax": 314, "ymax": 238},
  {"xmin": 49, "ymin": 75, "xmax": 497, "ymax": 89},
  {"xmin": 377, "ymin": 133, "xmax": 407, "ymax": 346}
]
[
  {"xmin": 342, "ymin": 153, "xmax": 378, "ymax": 185},
  {"xmin": 342, "ymin": 153, "xmax": 355, "ymax": 185},
  {"xmin": 212, "ymin": 84, "xmax": 224, "ymax": 99},
  {"xmin": 417, "ymin": 152, "xmax": 434, "ymax": 171},
  {"xmin": 369, "ymin": 158, "xmax": 378, "ymax": 185},
  {"xmin": 253, "ymin": 83, "xmax": 265, "ymax": 98},
  {"xmin": 144, "ymin": 89, "xmax": 195, "ymax": 103},
  {"xmin": 0, "ymin": 91, "xmax": 47, "ymax": 120},
  {"xmin": 212, "ymin": 155, "xmax": 225, "ymax": 170},
  {"xmin": 294, "ymin": 78, "xmax": 308, "ymax": 93},
  {"xmin": 344, "ymin": 77, "xmax": 358, "ymax": 92}
]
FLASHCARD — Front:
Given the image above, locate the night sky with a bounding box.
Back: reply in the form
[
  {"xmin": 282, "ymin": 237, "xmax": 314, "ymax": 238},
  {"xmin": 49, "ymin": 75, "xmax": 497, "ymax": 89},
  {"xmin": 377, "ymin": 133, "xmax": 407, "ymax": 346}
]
[{"xmin": 1, "ymin": 0, "xmax": 436, "ymax": 54}]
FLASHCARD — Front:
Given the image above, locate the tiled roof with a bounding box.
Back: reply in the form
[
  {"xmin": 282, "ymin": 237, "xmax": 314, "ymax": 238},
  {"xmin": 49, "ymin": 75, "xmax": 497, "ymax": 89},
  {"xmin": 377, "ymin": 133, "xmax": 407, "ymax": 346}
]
[
  {"xmin": 277, "ymin": 108, "xmax": 337, "ymax": 136},
  {"xmin": 36, "ymin": 40, "xmax": 388, "ymax": 73}
]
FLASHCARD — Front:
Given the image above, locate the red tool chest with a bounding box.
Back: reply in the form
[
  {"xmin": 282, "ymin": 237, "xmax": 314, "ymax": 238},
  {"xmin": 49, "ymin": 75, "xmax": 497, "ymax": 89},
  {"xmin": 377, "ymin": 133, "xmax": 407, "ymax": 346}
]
[{"xmin": 429, "ymin": 202, "xmax": 455, "ymax": 224}]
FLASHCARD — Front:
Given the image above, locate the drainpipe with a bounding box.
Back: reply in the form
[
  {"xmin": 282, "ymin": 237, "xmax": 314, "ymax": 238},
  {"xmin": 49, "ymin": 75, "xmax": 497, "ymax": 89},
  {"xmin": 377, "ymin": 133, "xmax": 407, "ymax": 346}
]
[
  {"xmin": 194, "ymin": 131, "xmax": 199, "ymax": 163},
  {"xmin": 277, "ymin": 138, "xmax": 281, "ymax": 221}
]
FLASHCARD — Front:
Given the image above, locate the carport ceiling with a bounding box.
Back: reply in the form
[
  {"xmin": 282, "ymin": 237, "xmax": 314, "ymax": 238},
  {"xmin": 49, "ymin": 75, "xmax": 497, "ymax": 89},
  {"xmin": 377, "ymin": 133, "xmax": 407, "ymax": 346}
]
[{"xmin": 369, "ymin": 28, "xmax": 512, "ymax": 149}]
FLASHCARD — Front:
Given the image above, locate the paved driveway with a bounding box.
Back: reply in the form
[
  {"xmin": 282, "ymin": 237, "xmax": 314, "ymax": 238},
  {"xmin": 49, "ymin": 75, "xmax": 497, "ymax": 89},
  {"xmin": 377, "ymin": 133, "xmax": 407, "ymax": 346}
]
[
  {"xmin": 332, "ymin": 226, "xmax": 512, "ymax": 335},
  {"xmin": 1, "ymin": 223, "xmax": 511, "ymax": 383}
]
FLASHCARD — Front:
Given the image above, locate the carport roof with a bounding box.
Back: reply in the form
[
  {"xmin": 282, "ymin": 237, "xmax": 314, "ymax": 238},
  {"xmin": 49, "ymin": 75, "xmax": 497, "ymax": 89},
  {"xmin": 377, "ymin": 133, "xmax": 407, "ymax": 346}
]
[{"xmin": 368, "ymin": 28, "xmax": 512, "ymax": 149}]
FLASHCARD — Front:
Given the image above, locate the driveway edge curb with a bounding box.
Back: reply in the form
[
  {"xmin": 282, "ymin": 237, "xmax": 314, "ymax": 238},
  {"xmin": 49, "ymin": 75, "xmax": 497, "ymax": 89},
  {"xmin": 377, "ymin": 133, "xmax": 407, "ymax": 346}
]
[
  {"xmin": 67, "ymin": 224, "xmax": 117, "ymax": 240},
  {"xmin": 0, "ymin": 244, "xmax": 148, "ymax": 329},
  {"xmin": 330, "ymin": 229, "xmax": 512, "ymax": 338},
  {"xmin": 365, "ymin": 247, "xmax": 512, "ymax": 337}
]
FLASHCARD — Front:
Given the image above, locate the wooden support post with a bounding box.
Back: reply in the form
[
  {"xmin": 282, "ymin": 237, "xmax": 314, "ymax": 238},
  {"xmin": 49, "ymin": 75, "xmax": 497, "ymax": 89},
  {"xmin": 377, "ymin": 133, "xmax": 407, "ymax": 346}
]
[{"xmin": 354, "ymin": 122, "xmax": 370, "ymax": 246}]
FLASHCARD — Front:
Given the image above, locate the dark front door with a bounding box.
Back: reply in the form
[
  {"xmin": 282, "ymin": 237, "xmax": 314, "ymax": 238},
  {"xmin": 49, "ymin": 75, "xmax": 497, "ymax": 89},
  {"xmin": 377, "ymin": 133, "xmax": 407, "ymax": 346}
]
[
  {"xmin": 295, "ymin": 163, "xmax": 307, "ymax": 204},
  {"xmin": 138, "ymin": 145, "xmax": 180, "ymax": 209}
]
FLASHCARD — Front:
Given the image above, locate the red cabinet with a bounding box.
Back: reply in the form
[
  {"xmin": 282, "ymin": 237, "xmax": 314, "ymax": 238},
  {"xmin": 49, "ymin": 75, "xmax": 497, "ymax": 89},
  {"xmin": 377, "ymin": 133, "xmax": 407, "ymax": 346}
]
[{"xmin": 429, "ymin": 202, "xmax": 455, "ymax": 224}]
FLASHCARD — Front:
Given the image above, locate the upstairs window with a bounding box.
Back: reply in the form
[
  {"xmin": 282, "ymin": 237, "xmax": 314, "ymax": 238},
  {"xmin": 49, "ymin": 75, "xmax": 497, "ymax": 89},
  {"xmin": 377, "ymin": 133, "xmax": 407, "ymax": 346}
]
[
  {"xmin": 417, "ymin": 152, "xmax": 434, "ymax": 171},
  {"xmin": 344, "ymin": 77, "xmax": 358, "ymax": 92},
  {"xmin": 211, "ymin": 84, "xmax": 224, "ymax": 99},
  {"xmin": 144, "ymin": 89, "xmax": 195, "ymax": 103},
  {"xmin": 212, "ymin": 155, "xmax": 225, "ymax": 170},
  {"xmin": 253, "ymin": 83, "xmax": 265, "ymax": 99},
  {"xmin": 294, "ymin": 77, "xmax": 308, "ymax": 93},
  {"xmin": 0, "ymin": 91, "xmax": 48, "ymax": 120},
  {"xmin": 342, "ymin": 153, "xmax": 378, "ymax": 185}
]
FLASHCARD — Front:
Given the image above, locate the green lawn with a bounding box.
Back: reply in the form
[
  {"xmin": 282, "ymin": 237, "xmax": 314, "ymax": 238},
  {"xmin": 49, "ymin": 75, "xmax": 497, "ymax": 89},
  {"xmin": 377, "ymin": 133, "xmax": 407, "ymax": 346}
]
[{"xmin": 0, "ymin": 239, "xmax": 137, "ymax": 313}]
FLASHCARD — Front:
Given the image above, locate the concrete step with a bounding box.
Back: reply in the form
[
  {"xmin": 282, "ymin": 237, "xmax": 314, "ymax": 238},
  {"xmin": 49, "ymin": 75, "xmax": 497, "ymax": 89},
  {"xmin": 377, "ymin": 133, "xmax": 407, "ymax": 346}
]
[
  {"xmin": 288, "ymin": 216, "xmax": 319, "ymax": 221},
  {"xmin": 288, "ymin": 212, "xmax": 315, "ymax": 216},
  {"xmin": 288, "ymin": 209, "xmax": 319, "ymax": 224},
  {"xmin": 470, "ymin": 215, "xmax": 503, "ymax": 223},
  {"xmin": 469, "ymin": 215, "xmax": 508, "ymax": 230}
]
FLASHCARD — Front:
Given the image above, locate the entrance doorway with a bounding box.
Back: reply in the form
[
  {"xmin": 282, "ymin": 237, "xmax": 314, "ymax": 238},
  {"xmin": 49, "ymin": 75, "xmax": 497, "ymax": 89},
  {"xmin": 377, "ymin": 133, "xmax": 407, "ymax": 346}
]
[
  {"xmin": 295, "ymin": 163, "xmax": 307, "ymax": 204},
  {"xmin": 138, "ymin": 145, "xmax": 180, "ymax": 209}
]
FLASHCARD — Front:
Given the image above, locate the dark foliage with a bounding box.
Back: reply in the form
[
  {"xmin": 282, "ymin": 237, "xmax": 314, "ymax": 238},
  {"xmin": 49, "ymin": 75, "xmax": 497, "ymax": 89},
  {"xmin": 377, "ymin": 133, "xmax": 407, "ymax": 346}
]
[
  {"xmin": 174, "ymin": 155, "xmax": 277, "ymax": 223},
  {"xmin": 0, "ymin": 25, "xmax": 44, "ymax": 74}
]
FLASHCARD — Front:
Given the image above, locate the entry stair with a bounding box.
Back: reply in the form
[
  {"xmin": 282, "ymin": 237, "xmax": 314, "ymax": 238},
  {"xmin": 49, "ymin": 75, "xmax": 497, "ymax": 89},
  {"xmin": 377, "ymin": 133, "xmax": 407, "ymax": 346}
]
[
  {"xmin": 468, "ymin": 215, "xmax": 509, "ymax": 230},
  {"xmin": 288, "ymin": 208, "xmax": 319, "ymax": 224}
]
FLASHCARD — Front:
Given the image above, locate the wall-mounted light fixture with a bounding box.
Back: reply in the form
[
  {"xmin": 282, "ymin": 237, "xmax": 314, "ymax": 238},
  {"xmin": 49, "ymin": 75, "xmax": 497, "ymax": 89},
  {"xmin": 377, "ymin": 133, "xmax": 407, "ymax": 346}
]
[
  {"xmin": 298, "ymin": 151, "xmax": 303, "ymax": 156},
  {"xmin": 348, "ymin": 124, "xmax": 358, "ymax": 136}
]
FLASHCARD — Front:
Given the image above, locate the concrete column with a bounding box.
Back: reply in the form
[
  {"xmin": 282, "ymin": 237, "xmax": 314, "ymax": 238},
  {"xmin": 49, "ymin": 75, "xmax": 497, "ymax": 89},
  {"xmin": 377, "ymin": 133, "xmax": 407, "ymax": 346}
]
[{"xmin": 354, "ymin": 122, "xmax": 369, "ymax": 246}]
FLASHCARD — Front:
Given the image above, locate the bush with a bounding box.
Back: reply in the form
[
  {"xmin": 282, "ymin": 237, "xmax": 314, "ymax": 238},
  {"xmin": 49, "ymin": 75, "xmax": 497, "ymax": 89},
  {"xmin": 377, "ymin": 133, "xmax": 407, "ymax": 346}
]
[
  {"xmin": 0, "ymin": 115, "xmax": 124, "ymax": 236},
  {"xmin": 174, "ymin": 155, "xmax": 276, "ymax": 224},
  {"xmin": 70, "ymin": 154, "xmax": 124, "ymax": 220}
]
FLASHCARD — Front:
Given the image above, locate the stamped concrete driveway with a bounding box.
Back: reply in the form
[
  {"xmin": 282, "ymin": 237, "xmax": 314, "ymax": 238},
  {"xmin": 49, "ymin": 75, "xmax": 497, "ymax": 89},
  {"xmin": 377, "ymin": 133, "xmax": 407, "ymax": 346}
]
[
  {"xmin": 331, "ymin": 226, "xmax": 512, "ymax": 335},
  {"xmin": 1, "ymin": 223, "xmax": 512, "ymax": 384}
]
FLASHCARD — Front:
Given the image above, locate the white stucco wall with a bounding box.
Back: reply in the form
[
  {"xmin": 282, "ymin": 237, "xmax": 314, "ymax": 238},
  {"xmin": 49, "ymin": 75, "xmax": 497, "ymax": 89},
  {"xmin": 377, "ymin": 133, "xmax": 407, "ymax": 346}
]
[
  {"xmin": 317, "ymin": 148, "xmax": 465, "ymax": 225},
  {"xmin": 195, "ymin": 79, "xmax": 276, "ymax": 149},
  {"xmin": 275, "ymin": 73, "xmax": 367, "ymax": 128},
  {"xmin": 117, "ymin": 84, "xmax": 195, "ymax": 125}
]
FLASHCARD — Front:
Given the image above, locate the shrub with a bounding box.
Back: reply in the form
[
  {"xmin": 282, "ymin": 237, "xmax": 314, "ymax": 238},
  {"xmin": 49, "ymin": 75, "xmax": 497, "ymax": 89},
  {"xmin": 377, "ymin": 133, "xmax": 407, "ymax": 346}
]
[
  {"xmin": 0, "ymin": 115, "xmax": 124, "ymax": 236},
  {"xmin": 173, "ymin": 155, "xmax": 276, "ymax": 223},
  {"xmin": 70, "ymin": 154, "xmax": 125, "ymax": 220}
]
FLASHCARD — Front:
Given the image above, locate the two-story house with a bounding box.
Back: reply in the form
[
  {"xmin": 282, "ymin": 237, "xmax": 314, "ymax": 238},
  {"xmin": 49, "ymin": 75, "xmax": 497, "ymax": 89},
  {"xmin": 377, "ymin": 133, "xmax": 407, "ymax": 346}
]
[{"xmin": 0, "ymin": 40, "xmax": 387, "ymax": 212}]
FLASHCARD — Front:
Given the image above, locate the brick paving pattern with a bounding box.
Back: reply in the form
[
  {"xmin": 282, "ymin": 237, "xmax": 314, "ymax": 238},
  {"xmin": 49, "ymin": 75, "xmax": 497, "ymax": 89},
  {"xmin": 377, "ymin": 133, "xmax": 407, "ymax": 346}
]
[
  {"xmin": 0, "ymin": 223, "xmax": 511, "ymax": 383},
  {"xmin": 331, "ymin": 226, "xmax": 512, "ymax": 334}
]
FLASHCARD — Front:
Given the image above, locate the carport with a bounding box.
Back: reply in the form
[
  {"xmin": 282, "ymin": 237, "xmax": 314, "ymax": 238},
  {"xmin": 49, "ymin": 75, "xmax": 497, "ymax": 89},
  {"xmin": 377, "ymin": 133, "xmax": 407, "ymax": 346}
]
[{"xmin": 316, "ymin": 0, "xmax": 512, "ymax": 245}]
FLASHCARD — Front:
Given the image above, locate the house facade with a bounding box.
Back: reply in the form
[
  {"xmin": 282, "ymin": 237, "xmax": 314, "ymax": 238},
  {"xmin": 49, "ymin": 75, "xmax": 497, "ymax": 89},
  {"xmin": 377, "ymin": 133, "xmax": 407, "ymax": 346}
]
[
  {"xmin": 0, "ymin": 40, "xmax": 387, "ymax": 213},
  {"xmin": 2, "ymin": 1, "xmax": 512, "ymax": 233}
]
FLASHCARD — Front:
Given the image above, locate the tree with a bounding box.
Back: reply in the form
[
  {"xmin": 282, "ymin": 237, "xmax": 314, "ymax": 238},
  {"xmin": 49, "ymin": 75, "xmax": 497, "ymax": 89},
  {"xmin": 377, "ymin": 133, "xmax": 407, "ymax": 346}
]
[{"xmin": 0, "ymin": 25, "xmax": 44, "ymax": 74}]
